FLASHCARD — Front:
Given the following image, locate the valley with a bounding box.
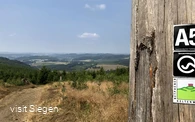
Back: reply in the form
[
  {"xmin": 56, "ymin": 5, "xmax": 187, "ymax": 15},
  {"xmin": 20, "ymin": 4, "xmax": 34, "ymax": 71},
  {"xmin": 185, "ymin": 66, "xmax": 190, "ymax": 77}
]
[
  {"xmin": 0, "ymin": 53, "xmax": 129, "ymax": 122},
  {"xmin": 0, "ymin": 53, "xmax": 129, "ymax": 71}
]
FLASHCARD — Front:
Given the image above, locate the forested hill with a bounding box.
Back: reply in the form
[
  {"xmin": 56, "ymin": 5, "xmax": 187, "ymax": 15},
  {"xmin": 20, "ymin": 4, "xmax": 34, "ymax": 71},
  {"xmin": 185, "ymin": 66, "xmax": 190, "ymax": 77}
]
[
  {"xmin": 0, "ymin": 57, "xmax": 34, "ymax": 69},
  {"xmin": 0, "ymin": 56, "xmax": 129, "ymax": 86},
  {"xmin": 0, "ymin": 57, "xmax": 37, "ymax": 84}
]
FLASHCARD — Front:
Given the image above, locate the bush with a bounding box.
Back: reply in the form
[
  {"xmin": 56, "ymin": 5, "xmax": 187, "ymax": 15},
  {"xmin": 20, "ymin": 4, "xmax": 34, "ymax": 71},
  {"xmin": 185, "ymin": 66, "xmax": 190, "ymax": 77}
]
[
  {"xmin": 71, "ymin": 81, "xmax": 88, "ymax": 90},
  {"xmin": 95, "ymin": 75, "xmax": 104, "ymax": 82},
  {"xmin": 0, "ymin": 65, "xmax": 129, "ymax": 86},
  {"xmin": 108, "ymin": 85, "xmax": 121, "ymax": 95},
  {"xmin": 62, "ymin": 85, "xmax": 66, "ymax": 93},
  {"xmin": 6, "ymin": 78, "xmax": 25, "ymax": 86},
  {"xmin": 71, "ymin": 80, "xmax": 77, "ymax": 88},
  {"xmin": 38, "ymin": 66, "xmax": 51, "ymax": 84}
]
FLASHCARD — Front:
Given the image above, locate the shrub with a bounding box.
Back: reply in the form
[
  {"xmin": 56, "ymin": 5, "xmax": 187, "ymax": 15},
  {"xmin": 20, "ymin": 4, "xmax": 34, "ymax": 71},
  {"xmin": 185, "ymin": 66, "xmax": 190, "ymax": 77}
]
[
  {"xmin": 108, "ymin": 85, "xmax": 121, "ymax": 95},
  {"xmin": 38, "ymin": 66, "xmax": 50, "ymax": 84},
  {"xmin": 6, "ymin": 78, "xmax": 25, "ymax": 86},
  {"xmin": 62, "ymin": 85, "xmax": 66, "ymax": 93},
  {"xmin": 71, "ymin": 81, "xmax": 88, "ymax": 90}
]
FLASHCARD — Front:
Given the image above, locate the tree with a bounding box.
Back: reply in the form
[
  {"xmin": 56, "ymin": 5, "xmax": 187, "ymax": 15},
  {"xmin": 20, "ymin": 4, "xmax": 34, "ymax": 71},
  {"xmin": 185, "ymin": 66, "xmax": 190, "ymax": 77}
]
[
  {"xmin": 91, "ymin": 71, "xmax": 96, "ymax": 79},
  {"xmin": 30, "ymin": 71, "xmax": 38, "ymax": 84},
  {"xmin": 99, "ymin": 67, "xmax": 105, "ymax": 75},
  {"xmin": 38, "ymin": 66, "xmax": 50, "ymax": 84},
  {"xmin": 62, "ymin": 70, "xmax": 67, "ymax": 81},
  {"xmin": 77, "ymin": 71, "xmax": 85, "ymax": 82},
  {"xmin": 47, "ymin": 72, "xmax": 54, "ymax": 82},
  {"xmin": 53, "ymin": 70, "xmax": 59, "ymax": 81},
  {"xmin": 115, "ymin": 68, "xmax": 128, "ymax": 76},
  {"xmin": 129, "ymin": 0, "xmax": 194, "ymax": 122}
]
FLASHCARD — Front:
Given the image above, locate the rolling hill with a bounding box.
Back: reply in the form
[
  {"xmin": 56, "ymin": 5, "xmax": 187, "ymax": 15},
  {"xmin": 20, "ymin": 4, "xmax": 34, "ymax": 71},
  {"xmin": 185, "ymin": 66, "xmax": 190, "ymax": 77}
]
[
  {"xmin": 0, "ymin": 57, "xmax": 34, "ymax": 69},
  {"xmin": 0, "ymin": 53, "xmax": 130, "ymax": 71},
  {"xmin": 0, "ymin": 57, "xmax": 37, "ymax": 83},
  {"xmin": 177, "ymin": 86, "xmax": 195, "ymax": 100}
]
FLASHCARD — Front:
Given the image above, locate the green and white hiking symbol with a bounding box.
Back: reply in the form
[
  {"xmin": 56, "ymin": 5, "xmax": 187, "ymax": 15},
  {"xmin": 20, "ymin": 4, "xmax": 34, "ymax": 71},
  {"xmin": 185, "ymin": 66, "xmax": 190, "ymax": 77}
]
[{"xmin": 177, "ymin": 80, "xmax": 195, "ymax": 100}]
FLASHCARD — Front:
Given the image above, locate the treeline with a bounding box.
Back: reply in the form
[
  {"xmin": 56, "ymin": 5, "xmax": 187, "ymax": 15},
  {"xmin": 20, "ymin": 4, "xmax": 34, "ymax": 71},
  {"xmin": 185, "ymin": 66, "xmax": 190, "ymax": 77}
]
[
  {"xmin": 73, "ymin": 54, "xmax": 129, "ymax": 60},
  {"xmin": 0, "ymin": 65, "xmax": 129, "ymax": 86}
]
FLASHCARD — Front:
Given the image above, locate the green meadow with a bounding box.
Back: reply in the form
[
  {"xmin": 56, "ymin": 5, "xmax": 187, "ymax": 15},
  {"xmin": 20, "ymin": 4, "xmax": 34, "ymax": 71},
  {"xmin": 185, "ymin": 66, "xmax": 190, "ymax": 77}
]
[{"xmin": 177, "ymin": 86, "xmax": 195, "ymax": 100}]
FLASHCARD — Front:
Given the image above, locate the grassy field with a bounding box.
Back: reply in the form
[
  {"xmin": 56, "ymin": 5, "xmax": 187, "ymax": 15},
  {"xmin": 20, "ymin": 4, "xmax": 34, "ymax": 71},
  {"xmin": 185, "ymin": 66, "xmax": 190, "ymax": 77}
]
[
  {"xmin": 31, "ymin": 61, "xmax": 70, "ymax": 66},
  {"xmin": 87, "ymin": 64, "xmax": 127, "ymax": 71},
  {"xmin": 0, "ymin": 80, "xmax": 129, "ymax": 122},
  {"xmin": 177, "ymin": 86, "xmax": 195, "ymax": 100},
  {"xmin": 79, "ymin": 59, "xmax": 92, "ymax": 62},
  {"xmin": 31, "ymin": 81, "xmax": 129, "ymax": 122}
]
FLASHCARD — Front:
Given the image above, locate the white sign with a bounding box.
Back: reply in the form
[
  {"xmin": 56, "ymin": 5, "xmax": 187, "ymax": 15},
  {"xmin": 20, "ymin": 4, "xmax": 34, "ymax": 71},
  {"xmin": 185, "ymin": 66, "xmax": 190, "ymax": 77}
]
[{"xmin": 173, "ymin": 78, "xmax": 195, "ymax": 104}]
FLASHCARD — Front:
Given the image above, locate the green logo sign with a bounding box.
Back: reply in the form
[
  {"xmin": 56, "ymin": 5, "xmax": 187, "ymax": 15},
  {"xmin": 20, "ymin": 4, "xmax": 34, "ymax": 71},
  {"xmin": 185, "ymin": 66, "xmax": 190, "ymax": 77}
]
[{"xmin": 173, "ymin": 78, "xmax": 195, "ymax": 104}]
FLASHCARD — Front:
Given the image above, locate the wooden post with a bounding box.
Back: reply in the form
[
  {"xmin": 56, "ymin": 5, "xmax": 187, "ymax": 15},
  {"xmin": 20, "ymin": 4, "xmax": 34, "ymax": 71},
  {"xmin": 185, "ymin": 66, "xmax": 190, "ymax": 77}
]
[
  {"xmin": 129, "ymin": 0, "xmax": 195, "ymax": 122},
  {"xmin": 60, "ymin": 76, "xmax": 62, "ymax": 81}
]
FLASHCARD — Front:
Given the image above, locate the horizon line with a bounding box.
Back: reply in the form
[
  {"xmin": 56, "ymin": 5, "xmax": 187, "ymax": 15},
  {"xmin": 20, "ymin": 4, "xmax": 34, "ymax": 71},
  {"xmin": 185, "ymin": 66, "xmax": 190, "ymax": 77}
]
[{"xmin": 0, "ymin": 51, "xmax": 130, "ymax": 55}]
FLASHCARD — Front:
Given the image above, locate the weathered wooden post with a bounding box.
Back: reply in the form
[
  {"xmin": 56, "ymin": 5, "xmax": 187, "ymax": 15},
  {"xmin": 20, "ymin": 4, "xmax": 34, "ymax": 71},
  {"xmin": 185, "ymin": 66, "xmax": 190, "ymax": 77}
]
[{"xmin": 129, "ymin": 0, "xmax": 195, "ymax": 122}]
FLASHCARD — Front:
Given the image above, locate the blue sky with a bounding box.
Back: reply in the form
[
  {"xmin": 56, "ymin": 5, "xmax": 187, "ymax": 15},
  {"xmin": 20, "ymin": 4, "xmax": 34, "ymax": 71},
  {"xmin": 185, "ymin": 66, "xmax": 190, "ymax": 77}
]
[{"xmin": 0, "ymin": 0, "xmax": 131, "ymax": 54}]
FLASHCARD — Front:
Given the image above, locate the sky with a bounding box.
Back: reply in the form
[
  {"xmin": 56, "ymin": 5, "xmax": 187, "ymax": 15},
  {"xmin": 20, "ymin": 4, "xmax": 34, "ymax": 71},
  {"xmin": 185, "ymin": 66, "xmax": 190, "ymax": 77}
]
[
  {"xmin": 177, "ymin": 78, "xmax": 195, "ymax": 88},
  {"xmin": 0, "ymin": 0, "xmax": 131, "ymax": 54}
]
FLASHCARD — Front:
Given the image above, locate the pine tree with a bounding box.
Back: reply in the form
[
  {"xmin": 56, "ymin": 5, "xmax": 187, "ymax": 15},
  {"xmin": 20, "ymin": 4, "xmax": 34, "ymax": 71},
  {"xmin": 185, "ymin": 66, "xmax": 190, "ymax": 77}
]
[{"xmin": 38, "ymin": 66, "xmax": 50, "ymax": 84}]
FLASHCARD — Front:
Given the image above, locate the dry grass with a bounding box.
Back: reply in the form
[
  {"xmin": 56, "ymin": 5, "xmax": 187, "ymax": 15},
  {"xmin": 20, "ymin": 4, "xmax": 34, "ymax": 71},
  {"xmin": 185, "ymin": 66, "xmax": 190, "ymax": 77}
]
[
  {"xmin": 0, "ymin": 85, "xmax": 8, "ymax": 99},
  {"xmin": 30, "ymin": 81, "xmax": 129, "ymax": 122},
  {"xmin": 0, "ymin": 81, "xmax": 37, "ymax": 99}
]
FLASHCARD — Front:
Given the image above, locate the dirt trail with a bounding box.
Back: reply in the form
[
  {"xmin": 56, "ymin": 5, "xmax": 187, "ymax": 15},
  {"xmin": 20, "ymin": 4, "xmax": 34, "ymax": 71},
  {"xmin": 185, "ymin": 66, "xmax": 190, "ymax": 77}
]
[{"xmin": 0, "ymin": 86, "xmax": 45, "ymax": 122}]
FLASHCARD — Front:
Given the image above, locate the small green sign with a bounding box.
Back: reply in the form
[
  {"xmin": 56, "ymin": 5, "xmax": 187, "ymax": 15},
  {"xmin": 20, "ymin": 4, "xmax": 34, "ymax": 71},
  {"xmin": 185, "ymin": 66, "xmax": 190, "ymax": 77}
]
[{"xmin": 173, "ymin": 78, "xmax": 195, "ymax": 104}]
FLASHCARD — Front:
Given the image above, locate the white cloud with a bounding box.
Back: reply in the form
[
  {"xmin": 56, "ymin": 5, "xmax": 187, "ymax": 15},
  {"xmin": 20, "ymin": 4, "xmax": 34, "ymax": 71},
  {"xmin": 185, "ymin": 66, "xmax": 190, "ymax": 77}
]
[
  {"xmin": 96, "ymin": 4, "xmax": 106, "ymax": 10},
  {"xmin": 85, "ymin": 4, "xmax": 91, "ymax": 9},
  {"xmin": 9, "ymin": 33, "xmax": 16, "ymax": 37},
  {"xmin": 78, "ymin": 32, "xmax": 100, "ymax": 38},
  {"xmin": 84, "ymin": 4, "xmax": 106, "ymax": 10},
  {"xmin": 84, "ymin": 4, "xmax": 95, "ymax": 10}
]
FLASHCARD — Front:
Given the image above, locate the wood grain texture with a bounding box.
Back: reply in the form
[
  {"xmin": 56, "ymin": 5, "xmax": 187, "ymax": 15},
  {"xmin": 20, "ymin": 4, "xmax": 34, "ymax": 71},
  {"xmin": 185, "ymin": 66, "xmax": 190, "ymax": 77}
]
[{"xmin": 129, "ymin": 0, "xmax": 195, "ymax": 121}]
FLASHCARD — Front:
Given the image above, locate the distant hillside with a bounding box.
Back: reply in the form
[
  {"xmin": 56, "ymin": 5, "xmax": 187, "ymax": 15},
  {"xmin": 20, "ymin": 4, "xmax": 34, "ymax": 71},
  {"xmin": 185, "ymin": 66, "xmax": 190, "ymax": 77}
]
[
  {"xmin": 15, "ymin": 56, "xmax": 59, "ymax": 63},
  {"xmin": 72, "ymin": 54, "xmax": 129, "ymax": 61},
  {"xmin": 0, "ymin": 57, "xmax": 38, "ymax": 84},
  {"xmin": 0, "ymin": 57, "xmax": 36, "ymax": 74},
  {"xmin": 0, "ymin": 57, "xmax": 33, "ymax": 68},
  {"xmin": 0, "ymin": 53, "xmax": 130, "ymax": 71}
]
